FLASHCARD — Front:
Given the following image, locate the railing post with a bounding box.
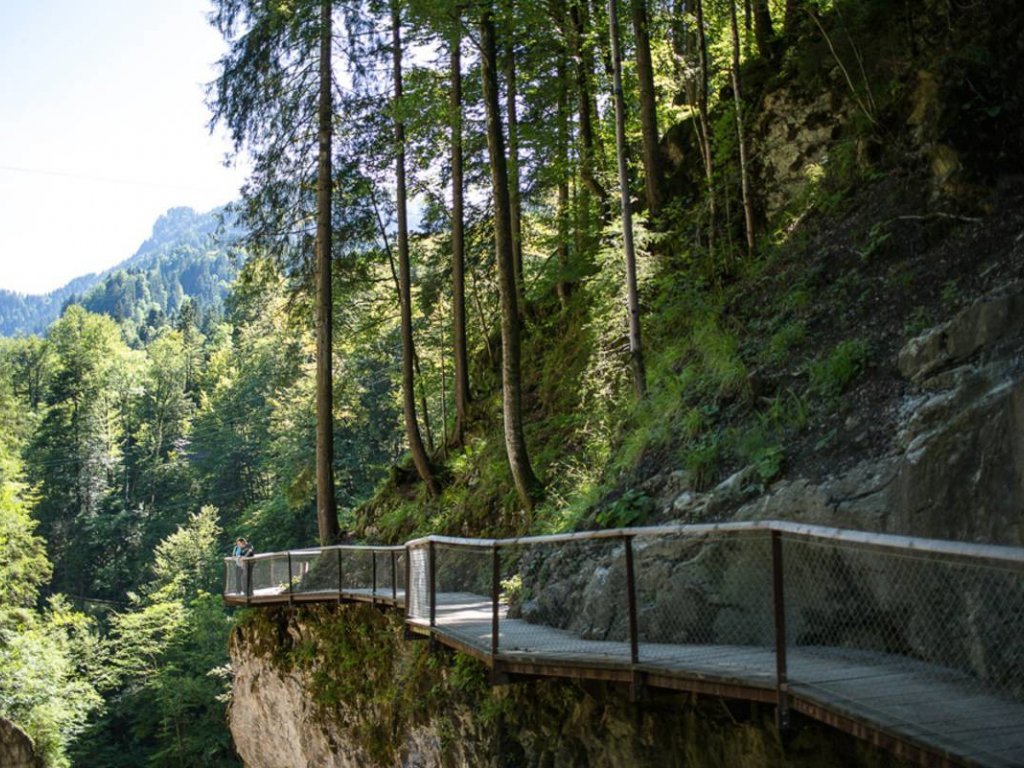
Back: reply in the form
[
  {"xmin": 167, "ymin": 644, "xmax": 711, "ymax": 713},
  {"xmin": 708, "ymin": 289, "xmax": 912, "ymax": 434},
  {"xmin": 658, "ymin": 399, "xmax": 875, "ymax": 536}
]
[
  {"xmin": 287, "ymin": 552, "xmax": 294, "ymax": 606},
  {"xmin": 624, "ymin": 535, "xmax": 640, "ymax": 666},
  {"xmin": 337, "ymin": 546, "xmax": 343, "ymax": 604},
  {"xmin": 491, "ymin": 544, "xmax": 500, "ymax": 660},
  {"xmin": 245, "ymin": 558, "xmax": 252, "ymax": 606},
  {"xmin": 391, "ymin": 550, "xmax": 398, "ymax": 602},
  {"xmin": 772, "ymin": 530, "xmax": 790, "ymax": 732},
  {"xmin": 429, "ymin": 540, "xmax": 437, "ymax": 629},
  {"xmin": 371, "ymin": 550, "xmax": 378, "ymax": 606},
  {"xmin": 404, "ymin": 546, "xmax": 412, "ymax": 615}
]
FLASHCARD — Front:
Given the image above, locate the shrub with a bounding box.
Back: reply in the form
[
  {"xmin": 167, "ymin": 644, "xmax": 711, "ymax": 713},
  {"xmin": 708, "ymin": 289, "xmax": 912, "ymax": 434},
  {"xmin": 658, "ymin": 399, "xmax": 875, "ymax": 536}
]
[{"xmin": 809, "ymin": 339, "xmax": 870, "ymax": 397}]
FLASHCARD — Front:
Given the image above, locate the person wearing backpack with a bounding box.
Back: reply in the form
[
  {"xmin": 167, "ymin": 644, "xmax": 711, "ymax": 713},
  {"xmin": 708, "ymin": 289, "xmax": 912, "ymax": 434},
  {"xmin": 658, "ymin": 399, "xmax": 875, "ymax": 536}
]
[{"xmin": 234, "ymin": 537, "xmax": 254, "ymax": 558}]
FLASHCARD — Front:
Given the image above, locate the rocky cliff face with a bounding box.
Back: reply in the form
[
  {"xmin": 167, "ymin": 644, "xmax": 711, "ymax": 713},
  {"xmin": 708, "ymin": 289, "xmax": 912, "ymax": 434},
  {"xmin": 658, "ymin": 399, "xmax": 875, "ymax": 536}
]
[
  {"xmin": 0, "ymin": 718, "xmax": 38, "ymax": 768},
  {"xmin": 228, "ymin": 606, "xmax": 905, "ymax": 768},
  {"xmin": 655, "ymin": 281, "xmax": 1024, "ymax": 546}
]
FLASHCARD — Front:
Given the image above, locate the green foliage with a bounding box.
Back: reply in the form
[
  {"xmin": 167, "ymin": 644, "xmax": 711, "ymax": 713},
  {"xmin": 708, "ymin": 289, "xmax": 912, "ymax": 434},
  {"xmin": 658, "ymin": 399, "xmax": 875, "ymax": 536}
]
[
  {"xmin": 684, "ymin": 434, "xmax": 723, "ymax": 491},
  {"xmin": 809, "ymin": 339, "xmax": 871, "ymax": 398},
  {"xmin": 0, "ymin": 0, "xmax": 1010, "ymax": 763},
  {"xmin": 0, "ymin": 599, "xmax": 104, "ymax": 768},
  {"xmin": 691, "ymin": 317, "xmax": 750, "ymax": 401},
  {"xmin": 857, "ymin": 221, "xmax": 893, "ymax": 260},
  {"xmin": 75, "ymin": 509, "xmax": 237, "ymax": 767},
  {"xmin": 732, "ymin": 425, "xmax": 784, "ymax": 484},
  {"xmin": 904, "ymin": 306, "xmax": 935, "ymax": 337},
  {"xmin": 0, "ymin": 481, "xmax": 49, "ymax": 607},
  {"xmin": 594, "ymin": 488, "xmax": 653, "ymax": 529},
  {"xmin": 765, "ymin": 320, "xmax": 808, "ymax": 365}
]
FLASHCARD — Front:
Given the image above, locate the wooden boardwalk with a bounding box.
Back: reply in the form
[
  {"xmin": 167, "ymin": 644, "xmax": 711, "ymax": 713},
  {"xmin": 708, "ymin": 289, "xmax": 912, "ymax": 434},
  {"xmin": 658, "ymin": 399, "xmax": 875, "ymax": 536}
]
[{"xmin": 224, "ymin": 522, "xmax": 1024, "ymax": 767}]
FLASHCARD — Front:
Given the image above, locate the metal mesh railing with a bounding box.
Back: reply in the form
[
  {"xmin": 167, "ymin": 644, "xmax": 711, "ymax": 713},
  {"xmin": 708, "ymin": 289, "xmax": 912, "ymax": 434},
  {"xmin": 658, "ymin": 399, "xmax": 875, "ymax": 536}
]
[
  {"xmin": 225, "ymin": 523, "xmax": 1024, "ymax": 765},
  {"xmin": 503, "ymin": 537, "xmax": 633, "ymax": 661},
  {"xmin": 224, "ymin": 546, "xmax": 406, "ymax": 603},
  {"xmin": 432, "ymin": 543, "xmax": 495, "ymax": 647},
  {"xmin": 407, "ymin": 543, "xmax": 430, "ymax": 620},
  {"xmin": 782, "ymin": 533, "xmax": 1024, "ymax": 700},
  {"xmin": 632, "ymin": 529, "xmax": 775, "ymax": 669}
]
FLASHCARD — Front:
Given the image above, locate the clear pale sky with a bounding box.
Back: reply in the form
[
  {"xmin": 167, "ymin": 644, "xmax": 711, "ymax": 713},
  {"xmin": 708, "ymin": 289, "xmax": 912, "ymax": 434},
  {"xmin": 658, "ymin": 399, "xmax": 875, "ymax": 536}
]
[{"xmin": 0, "ymin": 0, "xmax": 246, "ymax": 295}]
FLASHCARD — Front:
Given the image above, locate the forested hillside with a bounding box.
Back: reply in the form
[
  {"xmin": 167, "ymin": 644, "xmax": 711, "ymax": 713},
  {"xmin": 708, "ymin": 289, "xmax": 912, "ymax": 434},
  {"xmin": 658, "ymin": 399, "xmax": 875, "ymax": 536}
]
[
  {"xmin": 0, "ymin": 274, "xmax": 102, "ymax": 338},
  {"xmin": 0, "ymin": 206, "xmax": 240, "ymax": 343},
  {"xmin": 2, "ymin": 0, "xmax": 1023, "ymax": 765}
]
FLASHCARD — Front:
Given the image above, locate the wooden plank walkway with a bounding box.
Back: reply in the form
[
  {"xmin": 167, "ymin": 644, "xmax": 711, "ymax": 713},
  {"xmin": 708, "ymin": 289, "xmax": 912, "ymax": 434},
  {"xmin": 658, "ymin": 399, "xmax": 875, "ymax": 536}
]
[
  {"xmin": 227, "ymin": 585, "xmax": 1024, "ymax": 767},
  {"xmin": 413, "ymin": 592, "xmax": 1024, "ymax": 768}
]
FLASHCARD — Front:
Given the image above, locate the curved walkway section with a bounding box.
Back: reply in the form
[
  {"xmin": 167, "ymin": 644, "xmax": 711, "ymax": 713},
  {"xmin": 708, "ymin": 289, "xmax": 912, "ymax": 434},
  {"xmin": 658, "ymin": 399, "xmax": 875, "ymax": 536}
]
[{"xmin": 224, "ymin": 521, "xmax": 1024, "ymax": 768}]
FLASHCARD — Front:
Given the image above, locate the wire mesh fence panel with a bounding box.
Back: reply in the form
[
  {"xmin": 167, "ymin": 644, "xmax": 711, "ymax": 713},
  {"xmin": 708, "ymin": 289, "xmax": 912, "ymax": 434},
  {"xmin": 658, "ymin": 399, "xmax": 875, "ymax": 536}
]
[
  {"xmin": 341, "ymin": 548, "xmax": 376, "ymax": 597},
  {"xmin": 631, "ymin": 530, "xmax": 775, "ymax": 671},
  {"xmin": 371, "ymin": 550, "xmax": 402, "ymax": 599},
  {"xmin": 407, "ymin": 544, "xmax": 429, "ymax": 621},
  {"xmin": 781, "ymin": 534, "xmax": 1024, "ymax": 704},
  {"xmin": 291, "ymin": 550, "xmax": 337, "ymax": 596},
  {"xmin": 248, "ymin": 554, "xmax": 292, "ymax": 596},
  {"xmin": 501, "ymin": 538, "xmax": 632, "ymax": 662},
  {"xmin": 395, "ymin": 550, "xmax": 407, "ymax": 604},
  {"xmin": 224, "ymin": 559, "xmax": 245, "ymax": 596},
  {"xmin": 433, "ymin": 544, "xmax": 494, "ymax": 652}
]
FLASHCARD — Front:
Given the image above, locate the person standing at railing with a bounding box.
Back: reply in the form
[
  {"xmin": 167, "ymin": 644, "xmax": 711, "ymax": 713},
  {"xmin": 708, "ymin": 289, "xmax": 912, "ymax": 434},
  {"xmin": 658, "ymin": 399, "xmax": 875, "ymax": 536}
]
[{"xmin": 232, "ymin": 537, "xmax": 254, "ymax": 594}]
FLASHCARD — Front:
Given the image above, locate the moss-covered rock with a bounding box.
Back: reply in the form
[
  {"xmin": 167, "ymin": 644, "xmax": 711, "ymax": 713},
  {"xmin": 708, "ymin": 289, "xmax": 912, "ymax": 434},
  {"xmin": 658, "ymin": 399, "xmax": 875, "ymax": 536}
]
[{"xmin": 228, "ymin": 605, "xmax": 910, "ymax": 768}]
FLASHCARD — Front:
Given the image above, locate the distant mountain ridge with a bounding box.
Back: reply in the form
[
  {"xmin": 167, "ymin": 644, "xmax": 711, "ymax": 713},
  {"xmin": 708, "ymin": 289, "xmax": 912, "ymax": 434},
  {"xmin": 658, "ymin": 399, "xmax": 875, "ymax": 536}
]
[{"xmin": 0, "ymin": 206, "xmax": 243, "ymax": 340}]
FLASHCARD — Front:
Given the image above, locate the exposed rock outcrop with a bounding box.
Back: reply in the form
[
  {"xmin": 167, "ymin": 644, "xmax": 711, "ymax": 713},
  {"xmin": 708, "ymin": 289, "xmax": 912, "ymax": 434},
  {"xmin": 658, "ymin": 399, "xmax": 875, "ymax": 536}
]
[
  {"xmin": 741, "ymin": 283, "xmax": 1024, "ymax": 544},
  {"xmin": 753, "ymin": 87, "xmax": 852, "ymax": 219},
  {"xmin": 0, "ymin": 718, "xmax": 37, "ymax": 768}
]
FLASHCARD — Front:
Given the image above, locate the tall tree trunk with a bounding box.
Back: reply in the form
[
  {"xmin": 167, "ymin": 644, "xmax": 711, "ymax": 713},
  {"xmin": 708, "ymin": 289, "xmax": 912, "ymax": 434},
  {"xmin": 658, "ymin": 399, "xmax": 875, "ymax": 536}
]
[
  {"xmin": 753, "ymin": 0, "xmax": 775, "ymax": 59},
  {"xmin": 784, "ymin": 0, "xmax": 801, "ymax": 40},
  {"xmin": 393, "ymin": 0, "xmax": 440, "ymax": 496},
  {"xmin": 569, "ymin": 0, "xmax": 611, "ymax": 225},
  {"xmin": 450, "ymin": 15, "xmax": 472, "ymax": 447},
  {"xmin": 630, "ymin": 0, "xmax": 663, "ymax": 217},
  {"xmin": 694, "ymin": 0, "xmax": 716, "ymax": 257},
  {"xmin": 480, "ymin": 6, "xmax": 542, "ymax": 510},
  {"xmin": 729, "ymin": 0, "xmax": 756, "ymax": 258},
  {"xmin": 556, "ymin": 32, "xmax": 572, "ymax": 305},
  {"xmin": 414, "ymin": 351, "xmax": 434, "ymax": 452},
  {"xmin": 315, "ymin": 0, "xmax": 339, "ymax": 545},
  {"xmin": 438, "ymin": 298, "xmax": 448, "ymax": 455},
  {"xmin": 504, "ymin": 41, "xmax": 526, "ymax": 313},
  {"xmin": 608, "ymin": 0, "xmax": 647, "ymax": 398}
]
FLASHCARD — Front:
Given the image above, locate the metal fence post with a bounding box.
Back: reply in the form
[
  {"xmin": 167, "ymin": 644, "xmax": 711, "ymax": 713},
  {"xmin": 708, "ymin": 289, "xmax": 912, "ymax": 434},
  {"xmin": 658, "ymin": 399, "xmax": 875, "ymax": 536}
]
[
  {"xmin": 429, "ymin": 540, "xmax": 437, "ymax": 629},
  {"xmin": 371, "ymin": 550, "xmax": 378, "ymax": 605},
  {"xmin": 342, "ymin": 548, "xmax": 350, "ymax": 606},
  {"xmin": 245, "ymin": 559, "xmax": 252, "ymax": 606},
  {"xmin": 491, "ymin": 544, "xmax": 501, "ymax": 660},
  {"xmin": 771, "ymin": 530, "xmax": 790, "ymax": 731},
  {"xmin": 287, "ymin": 552, "xmax": 294, "ymax": 606},
  {"xmin": 624, "ymin": 535, "xmax": 640, "ymax": 666},
  {"xmin": 391, "ymin": 550, "xmax": 398, "ymax": 602},
  {"xmin": 404, "ymin": 546, "xmax": 412, "ymax": 615}
]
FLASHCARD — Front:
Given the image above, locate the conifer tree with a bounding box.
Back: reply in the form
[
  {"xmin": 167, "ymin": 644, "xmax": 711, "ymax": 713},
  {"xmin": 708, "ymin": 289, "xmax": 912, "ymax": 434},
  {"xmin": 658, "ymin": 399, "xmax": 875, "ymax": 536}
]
[
  {"xmin": 209, "ymin": 0, "xmax": 341, "ymax": 543},
  {"xmin": 479, "ymin": 3, "xmax": 542, "ymax": 509}
]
